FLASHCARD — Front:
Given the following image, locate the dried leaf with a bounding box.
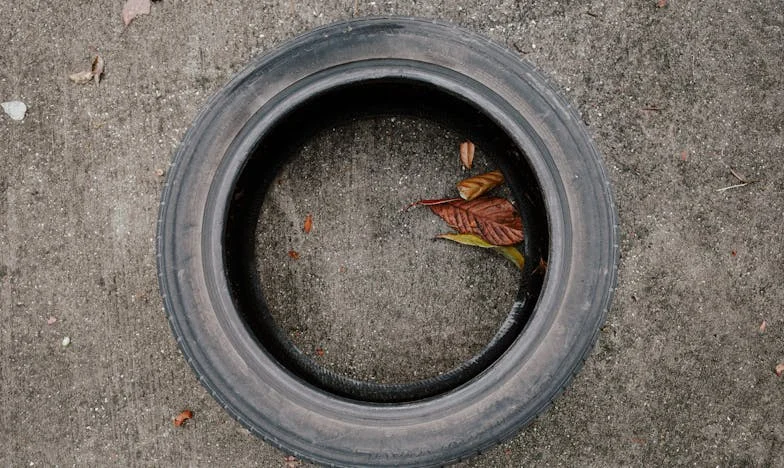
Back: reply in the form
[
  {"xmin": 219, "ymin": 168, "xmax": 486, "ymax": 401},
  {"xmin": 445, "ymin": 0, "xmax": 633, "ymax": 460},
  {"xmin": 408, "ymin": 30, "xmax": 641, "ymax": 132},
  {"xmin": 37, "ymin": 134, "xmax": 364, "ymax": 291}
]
[
  {"xmin": 91, "ymin": 55, "xmax": 105, "ymax": 84},
  {"xmin": 533, "ymin": 257, "xmax": 548, "ymax": 275},
  {"xmin": 436, "ymin": 232, "xmax": 495, "ymax": 248},
  {"xmin": 284, "ymin": 456, "xmax": 300, "ymax": 468},
  {"xmin": 47, "ymin": 316, "xmax": 57, "ymax": 325},
  {"xmin": 759, "ymin": 320, "xmax": 767, "ymax": 334},
  {"xmin": 404, "ymin": 197, "xmax": 461, "ymax": 211},
  {"xmin": 288, "ymin": 250, "xmax": 300, "ymax": 259},
  {"xmin": 122, "ymin": 0, "xmax": 151, "ymax": 26},
  {"xmin": 303, "ymin": 213, "xmax": 313, "ymax": 234},
  {"xmin": 315, "ymin": 348, "xmax": 325, "ymax": 356},
  {"xmin": 173, "ymin": 409, "xmax": 193, "ymax": 427},
  {"xmin": 457, "ymin": 170, "xmax": 505, "ymax": 201},
  {"xmin": 429, "ymin": 197, "xmax": 523, "ymax": 246},
  {"xmin": 776, "ymin": 362, "xmax": 784, "ymax": 377},
  {"xmin": 69, "ymin": 70, "xmax": 94, "ymax": 84},
  {"xmin": 437, "ymin": 233, "xmax": 524, "ymax": 270},
  {"xmin": 460, "ymin": 141, "xmax": 475, "ymax": 169},
  {"xmin": 656, "ymin": 0, "xmax": 668, "ymax": 7}
]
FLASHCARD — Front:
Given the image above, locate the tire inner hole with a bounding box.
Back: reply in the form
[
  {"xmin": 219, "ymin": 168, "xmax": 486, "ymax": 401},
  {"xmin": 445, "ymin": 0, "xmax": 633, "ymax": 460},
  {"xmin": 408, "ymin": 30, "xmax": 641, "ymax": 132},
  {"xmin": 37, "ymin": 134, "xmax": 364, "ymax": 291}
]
[{"xmin": 225, "ymin": 80, "xmax": 547, "ymax": 398}]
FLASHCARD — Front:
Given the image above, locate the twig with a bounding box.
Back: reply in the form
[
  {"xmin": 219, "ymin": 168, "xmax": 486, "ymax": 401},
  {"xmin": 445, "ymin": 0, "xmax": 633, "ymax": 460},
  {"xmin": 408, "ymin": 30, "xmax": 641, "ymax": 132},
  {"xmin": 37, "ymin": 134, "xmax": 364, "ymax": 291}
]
[
  {"xmin": 729, "ymin": 166, "xmax": 757, "ymax": 184},
  {"xmin": 585, "ymin": 11, "xmax": 598, "ymax": 17},
  {"xmin": 716, "ymin": 183, "xmax": 749, "ymax": 192},
  {"xmin": 641, "ymin": 106, "xmax": 661, "ymax": 112}
]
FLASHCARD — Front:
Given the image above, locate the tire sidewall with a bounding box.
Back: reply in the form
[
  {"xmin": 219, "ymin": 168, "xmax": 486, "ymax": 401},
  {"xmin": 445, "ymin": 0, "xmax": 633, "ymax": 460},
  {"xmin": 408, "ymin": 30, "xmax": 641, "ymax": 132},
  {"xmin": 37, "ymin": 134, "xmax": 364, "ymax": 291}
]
[{"xmin": 158, "ymin": 17, "xmax": 617, "ymax": 467}]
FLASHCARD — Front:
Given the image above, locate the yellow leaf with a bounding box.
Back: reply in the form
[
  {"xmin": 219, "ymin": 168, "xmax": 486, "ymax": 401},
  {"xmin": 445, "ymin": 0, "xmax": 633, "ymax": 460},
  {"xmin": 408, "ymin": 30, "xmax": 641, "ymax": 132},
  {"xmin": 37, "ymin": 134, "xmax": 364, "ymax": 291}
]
[
  {"xmin": 437, "ymin": 232, "xmax": 495, "ymax": 247},
  {"xmin": 494, "ymin": 245, "xmax": 525, "ymax": 270},
  {"xmin": 436, "ymin": 233, "xmax": 524, "ymax": 270},
  {"xmin": 456, "ymin": 170, "xmax": 504, "ymax": 201}
]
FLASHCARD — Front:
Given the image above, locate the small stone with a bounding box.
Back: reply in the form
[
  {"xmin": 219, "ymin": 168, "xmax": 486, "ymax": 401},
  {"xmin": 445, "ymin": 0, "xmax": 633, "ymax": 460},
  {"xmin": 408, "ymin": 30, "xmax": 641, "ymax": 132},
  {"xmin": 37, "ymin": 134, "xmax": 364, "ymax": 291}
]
[
  {"xmin": 1, "ymin": 101, "xmax": 27, "ymax": 121},
  {"xmin": 62, "ymin": 336, "xmax": 71, "ymax": 347}
]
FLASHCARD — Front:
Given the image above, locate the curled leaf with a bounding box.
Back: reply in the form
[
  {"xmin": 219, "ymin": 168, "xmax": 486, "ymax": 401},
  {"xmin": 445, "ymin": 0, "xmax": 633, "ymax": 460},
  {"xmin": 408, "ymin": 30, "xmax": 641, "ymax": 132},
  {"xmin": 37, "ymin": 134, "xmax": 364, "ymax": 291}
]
[
  {"xmin": 460, "ymin": 141, "xmax": 475, "ymax": 169},
  {"xmin": 69, "ymin": 70, "xmax": 94, "ymax": 84},
  {"xmin": 457, "ymin": 170, "xmax": 504, "ymax": 201},
  {"xmin": 122, "ymin": 0, "xmax": 151, "ymax": 26},
  {"xmin": 429, "ymin": 197, "xmax": 523, "ymax": 246},
  {"xmin": 437, "ymin": 233, "xmax": 524, "ymax": 270},
  {"xmin": 303, "ymin": 213, "xmax": 313, "ymax": 234},
  {"xmin": 173, "ymin": 409, "xmax": 193, "ymax": 427},
  {"xmin": 91, "ymin": 55, "xmax": 105, "ymax": 84}
]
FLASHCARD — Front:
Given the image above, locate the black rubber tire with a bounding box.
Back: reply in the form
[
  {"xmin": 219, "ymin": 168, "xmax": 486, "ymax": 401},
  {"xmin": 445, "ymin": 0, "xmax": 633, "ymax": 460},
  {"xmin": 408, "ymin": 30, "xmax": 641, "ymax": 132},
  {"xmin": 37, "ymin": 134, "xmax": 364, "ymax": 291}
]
[{"xmin": 157, "ymin": 17, "xmax": 618, "ymax": 467}]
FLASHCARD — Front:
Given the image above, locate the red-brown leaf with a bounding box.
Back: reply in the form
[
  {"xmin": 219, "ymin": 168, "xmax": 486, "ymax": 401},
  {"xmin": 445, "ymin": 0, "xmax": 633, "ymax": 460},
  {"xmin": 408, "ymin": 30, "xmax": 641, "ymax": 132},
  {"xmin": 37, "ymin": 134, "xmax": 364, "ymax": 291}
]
[
  {"xmin": 288, "ymin": 250, "xmax": 300, "ymax": 259},
  {"xmin": 303, "ymin": 213, "xmax": 313, "ymax": 234},
  {"xmin": 429, "ymin": 197, "xmax": 523, "ymax": 246},
  {"xmin": 173, "ymin": 409, "xmax": 193, "ymax": 427}
]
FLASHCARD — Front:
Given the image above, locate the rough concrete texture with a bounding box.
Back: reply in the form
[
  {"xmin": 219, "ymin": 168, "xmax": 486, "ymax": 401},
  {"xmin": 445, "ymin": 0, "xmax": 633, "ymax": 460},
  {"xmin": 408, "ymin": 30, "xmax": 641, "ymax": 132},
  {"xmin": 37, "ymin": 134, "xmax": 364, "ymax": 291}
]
[{"xmin": 1, "ymin": 0, "xmax": 782, "ymax": 466}]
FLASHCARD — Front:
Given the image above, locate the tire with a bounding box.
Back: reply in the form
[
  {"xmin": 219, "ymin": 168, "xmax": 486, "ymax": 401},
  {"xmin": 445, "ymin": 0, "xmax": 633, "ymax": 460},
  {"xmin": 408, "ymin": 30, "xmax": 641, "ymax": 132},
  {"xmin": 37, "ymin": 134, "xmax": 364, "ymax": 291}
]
[{"xmin": 157, "ymin": 17, "xmax": 618, "ymax": 467}]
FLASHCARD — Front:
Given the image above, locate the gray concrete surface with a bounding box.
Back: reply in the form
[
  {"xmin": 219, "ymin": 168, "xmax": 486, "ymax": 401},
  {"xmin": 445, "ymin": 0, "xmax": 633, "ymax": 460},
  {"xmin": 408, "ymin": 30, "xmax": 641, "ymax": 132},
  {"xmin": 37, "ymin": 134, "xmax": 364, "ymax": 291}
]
[{"xmin": 1, "ymin": 0, "xmax": 782, "ymax": 466}]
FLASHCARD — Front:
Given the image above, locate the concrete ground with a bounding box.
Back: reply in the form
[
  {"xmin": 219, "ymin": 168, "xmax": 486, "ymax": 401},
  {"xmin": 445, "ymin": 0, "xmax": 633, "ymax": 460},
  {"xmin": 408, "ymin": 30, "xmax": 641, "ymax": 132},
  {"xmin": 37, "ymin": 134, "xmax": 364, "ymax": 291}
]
[{"xmin": 1, "ymin": 0, "xmax": 782, "ymax": 466}]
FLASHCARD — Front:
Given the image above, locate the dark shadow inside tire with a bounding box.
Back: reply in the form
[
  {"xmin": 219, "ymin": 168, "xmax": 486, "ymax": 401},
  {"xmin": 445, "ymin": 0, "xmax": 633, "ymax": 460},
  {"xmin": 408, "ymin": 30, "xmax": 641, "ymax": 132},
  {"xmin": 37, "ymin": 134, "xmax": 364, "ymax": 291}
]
[{"xmin": 224, "ymin": 79, "xmax": 549, "ymax": 403}]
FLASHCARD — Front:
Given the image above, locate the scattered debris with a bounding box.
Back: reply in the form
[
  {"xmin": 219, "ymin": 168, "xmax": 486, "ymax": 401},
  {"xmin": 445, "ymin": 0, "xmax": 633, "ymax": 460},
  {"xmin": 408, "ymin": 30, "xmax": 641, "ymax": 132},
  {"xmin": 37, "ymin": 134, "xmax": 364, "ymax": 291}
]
[
  {"xmin": 315, "ymin": 348, "xmax": 325, "ymax": 357},
  {"xmin": 47, "ymin": 316, "xmax": 57, "ymax": 325},
  {"xmin": 459, "ymin": 141, "xmax": 475, "ymax": 169},
  {"xmin": 303, "ymin": 213, "xmax": 313, "ymax": 234},
  {"xmin": 533, "ymin": 257, "xmax": 548, "ymax": 275},
  {"xmin": 69, "ymin": 55, "xmax": 105, "ymax": 85},
  {"xmin": 717, "ymin": 166, "xmax": 758, "ymax": 192},
  {"xmin": 656, "ymin": 0, "xmax": 668, "ymax": 7},
  {"xmin": 759, "ymin": 320, "xmax": 767, "ymax": 334},
  {"xmin": 62, "ymin": 336, "xmax": 71, "ymax": 347},
  {"xmin": 680, "ymin": 150, "xmax": 688, "ymax": 161},
  {"xmin": 288, "ymin": 250, "xmax": 300, "ymax": 260},
  {"xmin": 1, "ymin": 100, "xmax": 27, "ymax": 121},
  {"xmin": 173, "ymin": 409, "xmax": 194, "ymax": 427},
  {"xmin": 776, "ymin": 362, "xmax": 784, "ymax": 377},
  {"xmin": 69, "ymin": 71, "xmax": 94, "ymax": 84},
  {"xmin": 91, "ymin": 55, "xmax": 105, "ymax": 84},
  {"xmin": 122, "ymin": 0, "xmax": 151, "ymax": 26},
  {"xmin": 284, "ymin": 455, "xmax": 300, "ymax": 468},
  {"xmin": 456, "ymin": 170, "xmax": 505, "ymax": 201}
]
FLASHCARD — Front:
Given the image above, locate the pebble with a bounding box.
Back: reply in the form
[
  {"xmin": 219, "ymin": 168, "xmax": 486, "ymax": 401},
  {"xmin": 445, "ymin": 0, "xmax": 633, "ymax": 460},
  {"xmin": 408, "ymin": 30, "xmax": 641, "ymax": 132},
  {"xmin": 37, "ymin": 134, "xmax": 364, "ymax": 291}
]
[
  {"xmin": 62, "ymin": 336, "xmax": 71, "ymax": 347},
  {"xmin": 1, "ymin": 100, "xmax": 27, "ymax": 121}
]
